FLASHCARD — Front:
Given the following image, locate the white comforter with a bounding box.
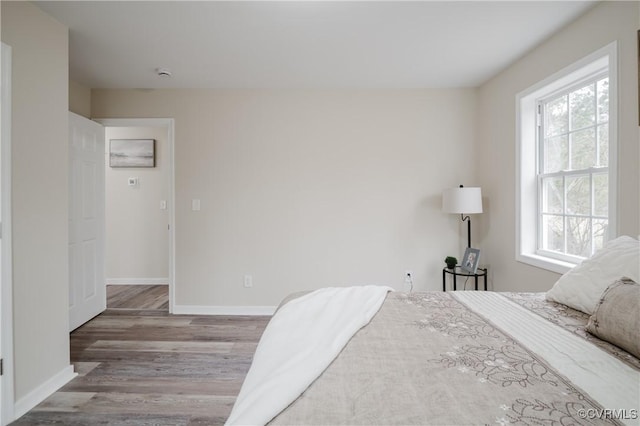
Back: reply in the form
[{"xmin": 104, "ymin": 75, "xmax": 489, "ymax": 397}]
[{"xmin": 225, "ymin": 285, "xmax": 392, "ymax": 426}]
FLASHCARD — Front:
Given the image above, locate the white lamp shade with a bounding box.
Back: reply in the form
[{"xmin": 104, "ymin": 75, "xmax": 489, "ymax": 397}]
[{"xmin": 442, "ymin": 187, "xmax": 483, "ymax": 214}]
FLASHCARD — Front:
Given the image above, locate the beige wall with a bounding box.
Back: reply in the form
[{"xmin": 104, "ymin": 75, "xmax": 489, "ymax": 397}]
[
  {"xmin": 93, "ymin": 89, "xmax": 478, "ymax": 306},
  {"xmin": 105, "ymin": 126, "xmax": 169, "ymax": 282},
  {"xmin": 477, "ymin": 1, "xmax": 640, "ymax": 292},
  {"xmin": 1, "ymin": 1, "xmax": 71, "ymax": 401},
  {"xmin": 69, "ymin": 79, "xmax": 91, "ymax": 118}
]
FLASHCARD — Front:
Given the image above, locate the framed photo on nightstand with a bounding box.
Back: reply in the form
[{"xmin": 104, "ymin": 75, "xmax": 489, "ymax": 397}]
[{"xmin": 462, "ymin": 247, "xmax": 480, "ymax": 274}]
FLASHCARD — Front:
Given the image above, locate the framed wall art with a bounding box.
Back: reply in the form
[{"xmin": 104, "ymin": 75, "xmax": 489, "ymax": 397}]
[{"xmin": 109, "ymin": 139, "xmax": 155, "ymax": 168}]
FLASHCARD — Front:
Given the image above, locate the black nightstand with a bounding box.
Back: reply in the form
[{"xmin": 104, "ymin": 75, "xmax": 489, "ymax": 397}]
[{"xmin": 442, "ymin": 266, "xmax": 487, "ymax": 291}]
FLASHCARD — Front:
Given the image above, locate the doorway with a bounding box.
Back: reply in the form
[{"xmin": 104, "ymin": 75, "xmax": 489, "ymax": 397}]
[
  {"xmin": 107, "ymin": 285, "xmax": 168, "ymax": 310},
  {"xmin": 97, "ymin": 119, "xmax": 175, "ymax": 313}
]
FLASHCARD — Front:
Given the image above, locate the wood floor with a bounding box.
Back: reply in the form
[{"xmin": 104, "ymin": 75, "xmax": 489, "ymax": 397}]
[
  {"xmin": 13, "ymin": 285, "xmax": 270, "ymax": 425},
  {"xmin": 106, "ymin": 284, "xmax": 170, "ymax": 310}
]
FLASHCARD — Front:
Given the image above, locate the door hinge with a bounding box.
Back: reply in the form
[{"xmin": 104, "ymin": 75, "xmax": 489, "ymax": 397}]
[{"xmin": 1, "ymin": 358, "xmax": 3, "ymax": 376}]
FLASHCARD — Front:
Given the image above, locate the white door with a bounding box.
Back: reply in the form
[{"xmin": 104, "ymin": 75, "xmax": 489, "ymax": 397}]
[{"xmin": 69, "ymin": 112, "xmax": 106, "ymax": 331}]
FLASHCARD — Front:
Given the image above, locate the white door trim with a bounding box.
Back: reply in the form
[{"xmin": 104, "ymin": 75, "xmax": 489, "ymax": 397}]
[
  {"xmin": 1, "ymin": 42, "xmax": 15, "ymax": 426},
  {"xmin": 95, "ymin": 118, "xmax": 176, "ymax": 313}
]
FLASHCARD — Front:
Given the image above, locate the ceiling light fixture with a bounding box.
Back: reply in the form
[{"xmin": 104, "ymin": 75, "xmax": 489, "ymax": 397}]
[{"xmin": 156, "ymin": 67, "xmax": 172, "ymax": 77}]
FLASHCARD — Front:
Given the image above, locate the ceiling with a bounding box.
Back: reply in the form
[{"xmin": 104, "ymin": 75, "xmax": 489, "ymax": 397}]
[{"xmin": 35, "ymin": 1, "xmax": 597, "ymax": 89}]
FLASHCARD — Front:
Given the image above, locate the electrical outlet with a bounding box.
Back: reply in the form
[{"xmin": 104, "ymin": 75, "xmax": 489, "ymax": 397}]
[
  {"xmin": 243, "ymin": 274, "xmax": 253, "ymax": 288},
  {"xmin": 404, "ymin": 270, "xmax": 413, "ymax": 283},
  {"xmin": 403, "ymin": 270, "xmax": 414, "ymax": 293}
]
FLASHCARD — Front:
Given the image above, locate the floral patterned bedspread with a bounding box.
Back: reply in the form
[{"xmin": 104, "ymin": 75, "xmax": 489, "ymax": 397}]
[
  {"xmin": 270, "ymin": 291, "xmax": 638, "ymax": 426},
  {"xmin": 503, "ymin": 292, "xmax": 640, "ymax": 370}
]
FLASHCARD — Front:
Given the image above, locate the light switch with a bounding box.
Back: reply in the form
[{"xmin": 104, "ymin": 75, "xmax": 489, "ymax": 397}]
[
  {"xmin": 192, "ymin": 199, "xmax": 201, "ymax": 211},
  {"xmin": 160, "ymin": 200, "xmax": 167, "ymax": 210},
  {"xmin": 128, "ymin": 177, "xmax": 138, "ymax": 186}
]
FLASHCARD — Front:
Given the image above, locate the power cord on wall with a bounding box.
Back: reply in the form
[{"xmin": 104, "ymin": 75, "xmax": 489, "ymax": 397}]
[{"xmin": 405, "ymin": 272, "xmax": 414, "ymax": 293}]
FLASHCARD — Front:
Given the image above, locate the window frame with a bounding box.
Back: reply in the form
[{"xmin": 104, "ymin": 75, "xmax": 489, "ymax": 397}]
[
  {"xmin": 516, "ymin": 42, "xmax": 618, "ymax": 274},
  {"xmin": 536, "ymin": 71, "xmax": 609, "ymax": 263}
]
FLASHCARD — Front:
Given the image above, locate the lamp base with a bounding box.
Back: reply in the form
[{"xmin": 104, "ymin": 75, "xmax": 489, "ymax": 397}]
[{"xmin": 462, "ymin": 214, "xmax": 472, "ymax": 248}]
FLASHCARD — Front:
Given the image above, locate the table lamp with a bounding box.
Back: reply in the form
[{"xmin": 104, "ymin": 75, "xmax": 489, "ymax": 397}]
[{"xmin": 442, "ymin": 185, "xmax": 483, "ymax": 248}]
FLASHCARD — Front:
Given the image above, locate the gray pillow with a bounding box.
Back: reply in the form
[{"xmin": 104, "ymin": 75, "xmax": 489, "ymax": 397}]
[{"xmin": 586, "ymin": 278, "xmax": 640, "ymax": 359}]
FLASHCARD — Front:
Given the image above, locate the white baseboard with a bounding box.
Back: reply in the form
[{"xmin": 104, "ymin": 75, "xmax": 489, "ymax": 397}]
[
  {"xmin": 14, "ymin": 365, "xmax": 76, "ymax": 420},
  {"xmin": 106, "ymin": 278, "xmax": 168, "ymax": 285},
  {"xmin": 173, "ymin": 304, "xmax": 276, "ymax": 316}
]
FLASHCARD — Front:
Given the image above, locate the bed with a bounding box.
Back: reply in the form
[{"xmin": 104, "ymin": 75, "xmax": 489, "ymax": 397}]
[{"xmin": 227, "ymin": 236, "xmax": 640, "ymax": 425}]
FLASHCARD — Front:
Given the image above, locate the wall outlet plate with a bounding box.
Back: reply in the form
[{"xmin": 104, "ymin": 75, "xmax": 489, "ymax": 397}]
[
  {"xmin": 404, "ymin": 270, "xmax": 413, "ymax": 282},
  {"xmin": 243, "ymin": 275, "xmax": 253, "ymax": 288}
]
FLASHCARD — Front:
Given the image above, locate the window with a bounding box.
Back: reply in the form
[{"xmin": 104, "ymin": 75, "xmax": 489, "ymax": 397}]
[
  {"xmin": 517, "ymin": 43, "xmax": 617, "ymax": 274},
  {"xmin": 538, "ymin": 74, "xmax": 609, "ymax": 262}
]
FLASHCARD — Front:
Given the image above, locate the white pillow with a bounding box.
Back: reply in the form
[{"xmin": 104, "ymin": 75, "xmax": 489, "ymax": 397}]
[{"xmin": 545, "ymin": 235, "xmax": 640, "ymax": 315}]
